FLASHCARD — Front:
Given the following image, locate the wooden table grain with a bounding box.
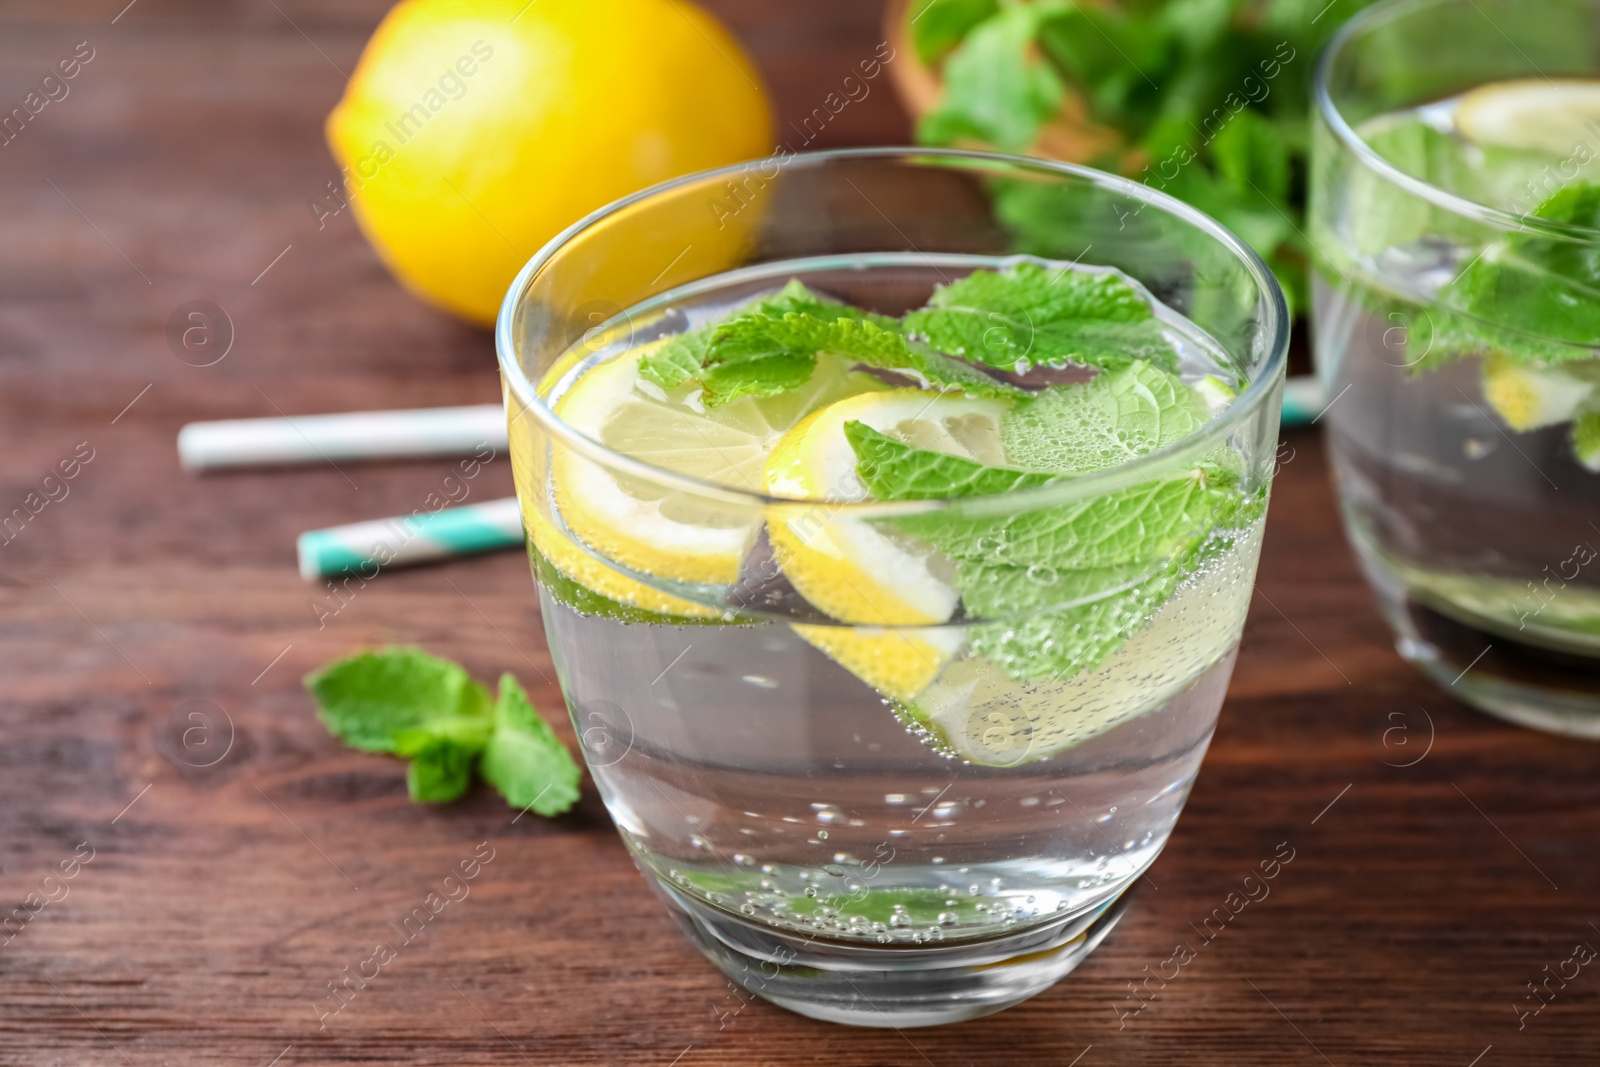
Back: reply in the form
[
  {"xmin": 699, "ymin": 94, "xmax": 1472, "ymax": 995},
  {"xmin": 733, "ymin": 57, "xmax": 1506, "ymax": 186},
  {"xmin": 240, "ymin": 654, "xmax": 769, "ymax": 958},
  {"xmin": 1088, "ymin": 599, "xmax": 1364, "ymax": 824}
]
[{"xmin": 2, "ymin": 2, "xmax": 1596, "ymax": 1064}]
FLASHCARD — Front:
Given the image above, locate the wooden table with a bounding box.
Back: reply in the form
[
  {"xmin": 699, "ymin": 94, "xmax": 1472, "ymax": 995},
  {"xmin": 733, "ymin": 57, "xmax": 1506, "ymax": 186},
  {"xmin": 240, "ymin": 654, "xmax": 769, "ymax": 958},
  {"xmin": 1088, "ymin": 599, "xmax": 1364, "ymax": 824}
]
[{"xmin": 2, "ymin": 2, "xmax": 1595, "ymax": 1063}]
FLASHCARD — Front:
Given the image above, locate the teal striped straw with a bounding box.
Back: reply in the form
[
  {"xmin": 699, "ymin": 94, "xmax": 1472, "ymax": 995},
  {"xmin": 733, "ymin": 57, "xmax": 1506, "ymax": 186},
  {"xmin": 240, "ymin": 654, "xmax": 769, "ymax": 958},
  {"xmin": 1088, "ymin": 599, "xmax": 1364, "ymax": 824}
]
[
  {"xmin": 1279, "ymin": 375, "xmax": 1325, "ymax": 427},
  {"xmin": 293, "ymin": 380, "xmax": 1324, "ymax": 580},
  {"xmin": 297, "ymin": 497, "xmax": 523, "ymax": 580}
]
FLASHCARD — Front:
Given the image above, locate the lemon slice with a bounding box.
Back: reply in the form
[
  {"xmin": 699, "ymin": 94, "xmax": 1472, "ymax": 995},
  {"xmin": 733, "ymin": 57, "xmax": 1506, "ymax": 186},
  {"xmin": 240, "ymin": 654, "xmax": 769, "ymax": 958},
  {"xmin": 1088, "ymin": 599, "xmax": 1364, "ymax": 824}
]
[
  {"xmin": 549, "ymin": 339, "xmax": 884, "ymax": 587},
  {"xmin": 1481, "ymin": 352, "xmax": 1594, "ymax": 431},
  {"xmin": 1455, "ymin": 79, "xmax": 1600, "ymax": 155},
  {"xmin": 523, "ymin": 505, "xmax": 722, "ymax": 619},
  {"xmin": 763, "ymin": 389, "xmax": 1014, "ymax": 702}
]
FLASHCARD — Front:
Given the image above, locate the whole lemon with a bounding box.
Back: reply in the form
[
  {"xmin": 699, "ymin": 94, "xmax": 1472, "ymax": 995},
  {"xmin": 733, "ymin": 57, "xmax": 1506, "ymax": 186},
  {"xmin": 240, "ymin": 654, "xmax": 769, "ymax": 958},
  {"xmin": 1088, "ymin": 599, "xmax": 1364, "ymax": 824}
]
[{"xmin": 326, "ymin": 0, "xmax": 774, "ymax": 325}]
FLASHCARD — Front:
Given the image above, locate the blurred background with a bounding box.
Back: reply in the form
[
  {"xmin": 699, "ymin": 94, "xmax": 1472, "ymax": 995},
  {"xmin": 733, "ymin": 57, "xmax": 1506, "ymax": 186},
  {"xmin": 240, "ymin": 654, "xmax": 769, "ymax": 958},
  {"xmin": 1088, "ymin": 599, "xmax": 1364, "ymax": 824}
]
[{"xmin": 4, "ymin": 2, "xmax": 1597, "ymax": 1064}]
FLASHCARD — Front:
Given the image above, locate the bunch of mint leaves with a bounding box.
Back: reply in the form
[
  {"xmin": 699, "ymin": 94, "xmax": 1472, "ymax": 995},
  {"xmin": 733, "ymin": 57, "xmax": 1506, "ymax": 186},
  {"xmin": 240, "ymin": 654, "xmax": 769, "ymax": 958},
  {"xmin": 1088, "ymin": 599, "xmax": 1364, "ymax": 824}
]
[
  {"xmin": 305, "ymin": 648, "xmax": 580, "ymax": 814},
  {"xmin": 907, "ymin": 0, "xmax": 1382, "ymax": 315},
  {"xmin": 633, "ymin": 261, "xmax": 1260, "ymax": 682},
  {"xmin": 637, "ymin": 264, "xmax": 1182, "ymax": 404}
]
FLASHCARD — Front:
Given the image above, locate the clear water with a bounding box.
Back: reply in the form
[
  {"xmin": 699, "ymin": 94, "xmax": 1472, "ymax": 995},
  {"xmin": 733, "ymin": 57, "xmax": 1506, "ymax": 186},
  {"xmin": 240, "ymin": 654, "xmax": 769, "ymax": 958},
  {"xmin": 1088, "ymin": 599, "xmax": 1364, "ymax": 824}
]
[
  {"xmin": 546, "ymin": 597, "xmax": 1243, "ymax": 945},
  {"xmin": 528, "ymin": 254, "xmax": 1266, "ymax": 950},
  {"xmin": 1315, "ymin": 93, "xmax": 1600, "ymax": 729}
]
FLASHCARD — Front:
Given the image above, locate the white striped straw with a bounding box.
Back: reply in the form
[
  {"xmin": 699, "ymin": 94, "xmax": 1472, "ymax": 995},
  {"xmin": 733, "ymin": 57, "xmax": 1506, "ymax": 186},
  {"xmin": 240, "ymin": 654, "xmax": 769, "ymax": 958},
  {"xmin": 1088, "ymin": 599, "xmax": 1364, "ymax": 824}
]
[
  {"xmin": 297, "ymin": 496, "xmax": 523, "ymax": 581},
  {"xmin": 177, "ymin": 404, "xmax": 506, "ymax": 472}
]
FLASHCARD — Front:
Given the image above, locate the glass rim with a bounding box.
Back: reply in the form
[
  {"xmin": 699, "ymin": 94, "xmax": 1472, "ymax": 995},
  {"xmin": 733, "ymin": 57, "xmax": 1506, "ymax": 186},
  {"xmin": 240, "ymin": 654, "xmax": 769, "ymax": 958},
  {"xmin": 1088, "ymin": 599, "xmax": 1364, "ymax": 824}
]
[
  {"xmin": 1314, "ymin": 0, "xmax": 1600, "ymax": 243},
  {"xmin": 495, "ymin": 146, "xmax": 1288, "ymax": 519}
]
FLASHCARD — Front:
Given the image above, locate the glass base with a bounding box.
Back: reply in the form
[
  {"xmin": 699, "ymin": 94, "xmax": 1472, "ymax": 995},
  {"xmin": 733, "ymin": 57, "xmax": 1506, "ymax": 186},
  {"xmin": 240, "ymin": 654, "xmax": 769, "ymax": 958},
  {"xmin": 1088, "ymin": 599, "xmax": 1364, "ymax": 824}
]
[
  {"xmin": 1368, "ymin": 573, "xmax": 1600, "ymax": 739},
  {"xmin": 1397, "ymin": 616, "xmax": 1600, "ymax": 740},
  {"xmin": 657, "ymin": 880, "xmax": 1130, "ymax": 1028},
  {"xmin": 1337, "ymin": 508, "xmax": 1600, "ymax": 738}
]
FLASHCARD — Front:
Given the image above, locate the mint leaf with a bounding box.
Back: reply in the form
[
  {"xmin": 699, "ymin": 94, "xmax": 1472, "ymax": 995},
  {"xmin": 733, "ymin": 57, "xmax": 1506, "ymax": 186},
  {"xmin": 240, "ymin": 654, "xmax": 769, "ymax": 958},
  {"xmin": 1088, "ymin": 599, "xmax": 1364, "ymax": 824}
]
[
  {"xmin": 1209, "ymin": 108, "xmax": 1293, "ymax": 230},
  {"xmin": 700, "ymin": 344, "xmax": 817, "ymax": 405},
  {"xmin": 481, "ymin": 674, "xmax": 581, "ymax": 816},
  {"xmin": 847, "ymin": 421, "xmax": 1054, "ymax": 499},
  {"xmin": 1455, "ymin": 182, "xmax": 1600, "ymax": 354},
  {"xmin": 395, "ymin": 717, "xmax": 492, "ymax": 803},
  {"xmin": 1575, "ymin": 409, "xmax": 1600, "ymax": 470},
  {"xmin": 306, "ymin": 650, "xmax": 580, "ymax": 814},
  {"xmin": 637, "ymin": 328, "xmax": 712, "ymax": 390},
  {"xmin": 711, "ymin": 314, "xmax": 920, "ymax": 372},
  {"xmin": 645, "ymin": 279, "xmax": 1023, "ymax": 404},
  {"xmin": 894, "ymin": 467, "xmax": 1237, "ymax": 572},
  {"xmin": 305, "ymin": 647, "xmax": 493, "ymax": 754},
  {"xmin": 847, "ymin": 398, "xmax": 1248, "ymax": 681},
  {"xmin": 916, "ymin": 4, "xmax": 1065, "ymax": 153},
  {"xmin": 903, "ymin": 262, "xmax": 1178, "ymax": 373},
  {"xmin": 1002, "ymin": 361, "xmax": 1211, "ymax": 473},
  {"xmin": 1346, "ymin": 118, "xmax": 1496, "ymax": 260},
  {"xmin": 908, "ymin": 0, "xmax": 999, "ymax": 66},
  {"xmin": 700, "ymin": 313, "xmax": 913, "ymax": 405},
  {"xmin": 638, "ymin": 281, "xmax": 905, "ymax": 402},
  {"xmin": 638, "ymin": 281, "xmax": 852, "ymax": 390}
]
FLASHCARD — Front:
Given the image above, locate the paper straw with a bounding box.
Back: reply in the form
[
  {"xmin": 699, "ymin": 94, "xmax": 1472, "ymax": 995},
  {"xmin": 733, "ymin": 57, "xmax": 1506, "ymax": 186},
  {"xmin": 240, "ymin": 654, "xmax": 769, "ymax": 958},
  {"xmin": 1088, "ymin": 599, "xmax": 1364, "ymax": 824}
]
[
  {"xmin": 288, "ymin": 376, "xmax": 1326, "ymax": 580},
  {"xmin": 298, "ymin": 496, "xmax": 523, "ymax": 581},
  {"xmin": 178, "ymin": 404, "xmax": 507, "ymax": 472},
  {"xmin": 1279, "ymin": 375, "xmax": 1324, "ymax": 427}
]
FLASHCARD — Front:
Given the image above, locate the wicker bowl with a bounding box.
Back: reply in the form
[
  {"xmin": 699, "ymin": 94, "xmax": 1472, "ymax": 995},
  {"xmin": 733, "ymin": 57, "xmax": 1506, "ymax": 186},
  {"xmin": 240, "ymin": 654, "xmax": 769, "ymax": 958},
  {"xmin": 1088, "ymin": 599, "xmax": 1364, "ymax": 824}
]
[{"xmin": 880, "ymin": 0, "xmax": 1135, "ymax": 167}]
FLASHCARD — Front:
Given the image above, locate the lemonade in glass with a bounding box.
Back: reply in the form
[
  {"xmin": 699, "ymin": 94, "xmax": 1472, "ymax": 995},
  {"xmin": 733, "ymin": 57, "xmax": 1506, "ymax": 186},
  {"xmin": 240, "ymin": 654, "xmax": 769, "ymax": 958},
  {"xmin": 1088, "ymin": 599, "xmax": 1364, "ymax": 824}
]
[{"xmin": 498, "ymin": 148, "xmax": 1286, "ymax": 1025}]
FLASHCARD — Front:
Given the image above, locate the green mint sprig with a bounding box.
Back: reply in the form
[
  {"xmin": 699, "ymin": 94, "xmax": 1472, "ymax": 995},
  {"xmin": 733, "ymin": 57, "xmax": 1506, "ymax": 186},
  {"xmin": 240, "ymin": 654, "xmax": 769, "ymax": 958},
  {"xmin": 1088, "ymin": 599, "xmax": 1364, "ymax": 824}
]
[
  {"xmin": 306, "ymin": 648, "xmax": 580, "ymax": 813},
  {"xmin": 845, "ymin": 360, "xmax": 1258, "ymax": 681},
  {"xmin": 911, "ymin": 0, "xmax": 1384, "ymax": 316},
  {"xmin": 848, "ymin": 422, "xmax": 1247, "ymax": 680},
  {"xmin": 1453, "ymin": 183, "xmax": 1600, "ymax": 356},
  {"xmin": 908, "ymin": 0, "xmax": 999, "ymax": 67},
  {"xmin": 638, "ymin": 278, "xmax": 1028, "ymax": 404},
  {"xmin": 915, "ymin": 2, "xmax": 1065, "ymax": 154},
  {"xmin": 636, "ymin": 264, "xmax": 1175, "ymax": 407},
  {"xmin": 904, "ymin": 261, "xmax": 1179, "ymax": 373},
  {"xmin": 638, "ymin": 280, "xmax": 896, "ymax": 397}
]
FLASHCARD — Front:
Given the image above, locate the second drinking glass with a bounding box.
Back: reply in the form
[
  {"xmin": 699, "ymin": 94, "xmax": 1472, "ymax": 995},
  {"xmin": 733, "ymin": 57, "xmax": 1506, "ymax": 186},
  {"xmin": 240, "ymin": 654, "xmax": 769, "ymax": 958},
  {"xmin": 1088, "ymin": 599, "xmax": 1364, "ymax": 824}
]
[{"xmin": 1312, "ymin": 0, "xmax": 1600, "ymax": 736}]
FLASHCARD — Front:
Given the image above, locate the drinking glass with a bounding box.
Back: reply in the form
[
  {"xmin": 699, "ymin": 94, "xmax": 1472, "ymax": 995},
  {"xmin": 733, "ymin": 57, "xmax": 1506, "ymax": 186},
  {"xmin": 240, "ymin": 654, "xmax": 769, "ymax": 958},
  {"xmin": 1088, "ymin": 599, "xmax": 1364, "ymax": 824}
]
[
  {"xmin": 497, "ymin": 148, "xmax": 1286, "ymax": 1025},
  {"xmin": 1312, "ymin": 0, "xmax": 1600, "ymax": 736}
]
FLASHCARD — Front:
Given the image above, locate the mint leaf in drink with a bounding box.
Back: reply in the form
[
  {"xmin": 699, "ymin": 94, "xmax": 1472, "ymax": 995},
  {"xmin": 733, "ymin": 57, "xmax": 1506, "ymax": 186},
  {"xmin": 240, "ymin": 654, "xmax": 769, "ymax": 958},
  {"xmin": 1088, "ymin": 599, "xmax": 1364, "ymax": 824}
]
[
  {"xmin": 855, "ymin": 431, "xmax": 1244, "ymax": 680},
  {"xmin": 641, "ymin": 279, "xmax": 1022, "ymax": 404},
  {"xmin": 1456, "ymin": 182, "xmax": 1600, "ymax": 353},
  {"xmin": 305, "ymin": 647, "xmax": 493, "ymax": 753},
  {"xmin": 700, "ymin": 313, "xmax": 913, "ymax": 405},
  {"xmin": 713, "ymin": 314, "xmax": 918, "ymax": 372},
  {"xmin": 909, "ymin": 0, "xmax": 1000, "ymax": 66},
  {"xmin": 845, "ymin": 367, "xmax": 1252, "ymax": 680},
  {"xmin": 699, "ymin": 342, "xmax": 818, "ymax": 405},
  {"xmin": 1002, "ymin": 360, "xmax": 1212, "ymax": 473},
  {"xmin": 395, "ymin": 717, "xmax": 492, "ymax": 803},
  {"xmin": 1574, "ymin": 409, "xmax": 1600, "ymax": 471},
  {"xmin": 636, "ymin": 328, "xmax": 713, "ymax": 390},
  {"xmin": 916, "ymin": 3, "xmax": 1065, "ymax": 153},
  {"xmin": 847, "ymin": 421, "xmax": 1054, "ymax": 499},
  {"xmin": 893, "ymin": 465, "xmax": 1237, "ymax": 573},
  {"xmin": 638, "ymin": 281, "xmax": 860, "ymax": 390},
  {"xmin": 481, "ymin": 674, "xmax": 581, "ymax": 816},
  {"xmin": 903, "ymin": 261, "xmax": 1179, "ymax": 373}
]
